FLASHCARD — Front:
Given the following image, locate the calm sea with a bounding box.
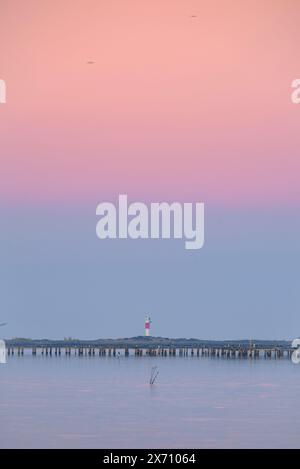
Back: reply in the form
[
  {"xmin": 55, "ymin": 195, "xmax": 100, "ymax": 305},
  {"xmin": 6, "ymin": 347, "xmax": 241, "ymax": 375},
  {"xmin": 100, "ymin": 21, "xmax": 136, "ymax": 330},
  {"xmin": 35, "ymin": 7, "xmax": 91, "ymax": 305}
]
[{"xmin": 1, "ymin": 354, "xmax": 300, "ymax": 448}]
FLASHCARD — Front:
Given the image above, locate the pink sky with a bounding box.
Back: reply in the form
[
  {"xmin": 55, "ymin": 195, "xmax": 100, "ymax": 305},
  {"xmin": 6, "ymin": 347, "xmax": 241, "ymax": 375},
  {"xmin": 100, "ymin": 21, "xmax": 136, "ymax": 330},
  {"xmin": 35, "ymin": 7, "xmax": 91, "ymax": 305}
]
[{"xmin": 0, "ymin": 0, "xmax": 300, "ymax": 206}]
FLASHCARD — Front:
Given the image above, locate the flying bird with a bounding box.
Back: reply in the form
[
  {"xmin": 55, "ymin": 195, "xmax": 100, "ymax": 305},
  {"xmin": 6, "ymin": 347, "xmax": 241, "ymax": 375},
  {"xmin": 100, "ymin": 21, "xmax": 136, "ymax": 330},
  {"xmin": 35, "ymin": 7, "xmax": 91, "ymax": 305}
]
[
  {"xmin": 0, "ymin": 323, "xmax": 7, "ymax": 327},
  {"xmin": 190, "ymin": 15, "xmax": 197, "ymax": 18},
  {"xmin": 86, "ymin": 61, "xmax": 95, "ymax": 65}
]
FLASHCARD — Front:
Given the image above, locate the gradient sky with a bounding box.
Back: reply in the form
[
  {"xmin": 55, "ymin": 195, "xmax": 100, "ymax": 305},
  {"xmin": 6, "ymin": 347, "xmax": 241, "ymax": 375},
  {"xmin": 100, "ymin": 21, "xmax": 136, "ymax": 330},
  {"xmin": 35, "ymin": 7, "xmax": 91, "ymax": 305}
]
[{"xmin": 0, "ymin": 0, "xmax": 299, "ymax": 339}]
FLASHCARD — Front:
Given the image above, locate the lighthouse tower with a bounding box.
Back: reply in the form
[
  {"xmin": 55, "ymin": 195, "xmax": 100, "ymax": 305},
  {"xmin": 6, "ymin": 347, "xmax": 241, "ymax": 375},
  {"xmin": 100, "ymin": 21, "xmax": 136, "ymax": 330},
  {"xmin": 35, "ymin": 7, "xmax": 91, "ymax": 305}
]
[{"xmin": 145, "ymin": 315, "xmax": 151, "ymax": 337}]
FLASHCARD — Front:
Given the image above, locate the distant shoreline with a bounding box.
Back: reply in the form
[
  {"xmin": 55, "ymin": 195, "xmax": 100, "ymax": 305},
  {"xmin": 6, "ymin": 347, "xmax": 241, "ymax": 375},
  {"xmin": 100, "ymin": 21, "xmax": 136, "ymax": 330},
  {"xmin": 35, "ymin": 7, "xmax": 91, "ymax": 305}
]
[{"xmin": 5, "ymin": 336, "xmax": 292, "ymax": 349}]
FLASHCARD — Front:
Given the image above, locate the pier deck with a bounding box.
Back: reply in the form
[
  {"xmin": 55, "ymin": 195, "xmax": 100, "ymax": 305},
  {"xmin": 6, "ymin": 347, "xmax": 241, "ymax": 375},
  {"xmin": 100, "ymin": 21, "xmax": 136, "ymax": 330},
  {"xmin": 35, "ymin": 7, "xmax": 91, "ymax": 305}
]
[{"xmin": 5, "ymin": 344, "xmax": 293, "ymax": 359}]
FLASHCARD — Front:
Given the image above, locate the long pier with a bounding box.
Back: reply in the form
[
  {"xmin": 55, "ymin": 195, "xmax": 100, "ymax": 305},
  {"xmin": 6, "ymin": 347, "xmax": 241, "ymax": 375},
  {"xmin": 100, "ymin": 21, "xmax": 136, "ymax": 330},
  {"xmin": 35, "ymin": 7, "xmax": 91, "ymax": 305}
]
[{"xmin": 6, "ymin": 345, "xmax": 293, "ymax": 359}]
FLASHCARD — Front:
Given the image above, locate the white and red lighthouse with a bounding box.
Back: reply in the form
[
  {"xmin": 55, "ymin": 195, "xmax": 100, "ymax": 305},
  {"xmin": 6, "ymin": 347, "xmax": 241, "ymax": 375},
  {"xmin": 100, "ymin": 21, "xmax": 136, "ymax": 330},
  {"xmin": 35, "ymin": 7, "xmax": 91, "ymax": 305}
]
[{"xmin": 145, "ymin": 315, "xmax": 151, "ymax": 336}]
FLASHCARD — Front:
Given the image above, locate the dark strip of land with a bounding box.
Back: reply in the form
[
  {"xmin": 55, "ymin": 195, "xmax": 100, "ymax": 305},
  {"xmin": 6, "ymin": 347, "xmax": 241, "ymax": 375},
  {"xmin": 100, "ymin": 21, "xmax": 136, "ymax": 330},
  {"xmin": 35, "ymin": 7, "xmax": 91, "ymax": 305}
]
[{"xmin": 5, "ymin": 336, "xmax": 292, "ymax": 349}]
